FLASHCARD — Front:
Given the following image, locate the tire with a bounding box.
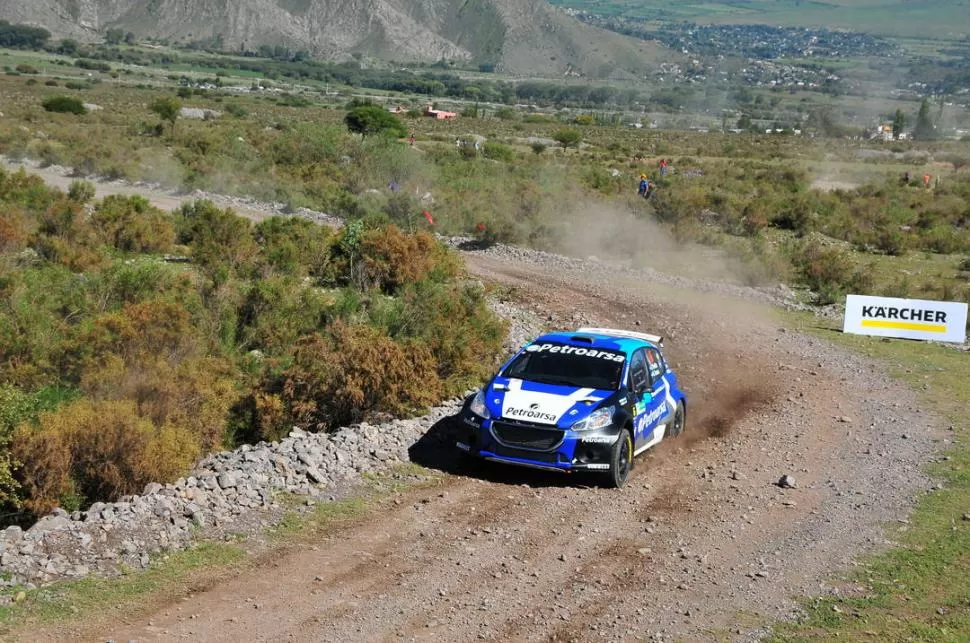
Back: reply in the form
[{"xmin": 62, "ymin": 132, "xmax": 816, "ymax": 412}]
[
  {"xmin": 606, "ymin": 430, "xmax": 634, "ymax": 488},
  {"xmin": 667, "ymin": 401, "xmax": 686, "ymax": 439}
]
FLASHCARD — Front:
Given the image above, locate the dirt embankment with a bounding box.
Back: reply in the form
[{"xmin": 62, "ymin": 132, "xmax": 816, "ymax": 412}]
[{"xmin": 28, "ymin": 249, "xmax": 939, "ymax": 643}]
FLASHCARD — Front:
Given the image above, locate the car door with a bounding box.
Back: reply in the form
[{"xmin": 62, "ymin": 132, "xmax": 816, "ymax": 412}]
[
  {"xmin": 646, "ymin": 347, "xmax": 673, "ymax": 427},
  {"xmin": 630, "ymin": 349, "xmax": 667, "ymax": 448}
]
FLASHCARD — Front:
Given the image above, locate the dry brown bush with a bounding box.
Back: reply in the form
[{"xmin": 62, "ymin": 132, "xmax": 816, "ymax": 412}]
[
  {"xmin": 282, "ymin": 321, "xmax": 443, "ymax": 431},
  {"xmin": 359, "ymin": 226, "xmax": 460, "ymax": 293},
  {"xmin": 12, "ymin": 399, "xmax": 199, "ymax": 514}
]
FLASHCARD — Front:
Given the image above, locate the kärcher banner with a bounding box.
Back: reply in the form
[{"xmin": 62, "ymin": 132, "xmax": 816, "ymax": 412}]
[{"xmin": 843, "ymin": 295, "xmax": 967, "ymax": 344}]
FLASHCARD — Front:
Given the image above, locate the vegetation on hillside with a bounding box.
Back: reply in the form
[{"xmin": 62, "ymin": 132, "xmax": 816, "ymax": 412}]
[{"xmin": 0, "ymin": 168, "xmax": 504, "ymax": 522}]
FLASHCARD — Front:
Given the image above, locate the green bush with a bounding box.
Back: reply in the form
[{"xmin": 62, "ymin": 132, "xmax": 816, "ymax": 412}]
[
  {"xmin": 482, "ymin": 141, "xmax": 515, "ymax": 162},
  {"xmin": 90, "ymin": 195, "xmax": 176, "ymax": 253},
  {"xmin": 41, "ymin": 95, "xmax": 87, "ymax": 115},
  {"xmin": 791, "ymin": 239, "xmax": 874, "ymax": 304},
  {"xmin": 67, "ymin": 179, "xmax": 96, "ymax": 204},
  {"xmin": 177, "ymin": 200, "xmax": 257, "ymax": 280}
]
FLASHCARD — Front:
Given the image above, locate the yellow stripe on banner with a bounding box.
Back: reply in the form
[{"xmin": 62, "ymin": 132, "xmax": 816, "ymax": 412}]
[{"xmin": 861, "ymin": 319, "xmax": 947, "ymax": 333}]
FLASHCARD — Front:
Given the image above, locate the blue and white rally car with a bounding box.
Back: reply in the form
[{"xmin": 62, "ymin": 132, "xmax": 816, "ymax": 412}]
[{"xmin": 457, "ymin": 327, "xmax": 687, "ymax": 487}]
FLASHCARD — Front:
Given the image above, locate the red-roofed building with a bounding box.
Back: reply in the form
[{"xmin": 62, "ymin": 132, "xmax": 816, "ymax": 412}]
[{"xmin": 425, "ymin": 104, "xmax": 457, "ymax": 120}]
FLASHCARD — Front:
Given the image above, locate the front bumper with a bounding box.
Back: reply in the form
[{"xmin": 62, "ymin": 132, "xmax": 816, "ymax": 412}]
[{"xmin": 456, "ymin": 408, "xmax": 620, "ymax": 473}]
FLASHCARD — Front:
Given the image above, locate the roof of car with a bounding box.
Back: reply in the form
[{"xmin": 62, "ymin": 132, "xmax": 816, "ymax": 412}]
[{"xmin": 531, "ymin": 328, "xmax": 661, "ymax": 356}]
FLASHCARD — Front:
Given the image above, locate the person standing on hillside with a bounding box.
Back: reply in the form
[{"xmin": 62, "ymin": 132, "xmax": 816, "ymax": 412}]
[
  {"xmin": 659, "ymin": 158, "xmax": 668, "ymax": 177},
  {"xmin": 638, "ymin": 174, "xmax": 649, "ymax": 197},
  {"xmin": 923, "ymin": 173, "xmax": 931, "ymax": 188}
]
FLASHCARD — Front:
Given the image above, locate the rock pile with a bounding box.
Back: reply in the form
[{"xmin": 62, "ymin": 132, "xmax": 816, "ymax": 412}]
[{"xmin": 0, "ymin": 398, "xmax": 465, "ymax": 588}]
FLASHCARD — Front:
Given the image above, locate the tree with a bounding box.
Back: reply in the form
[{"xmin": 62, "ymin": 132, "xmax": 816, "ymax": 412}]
[
  {"xmin": 344, "ymin": 105, "xmax": 406, "ymax": 139},
  {"xmin": 56, "ymin": 38, "xmax": 79, "ymax": 56},
  {"xmin": 892, "ymin": 109, "xmax": 906, "ymax": 140},
  {"xmin": 150, "ymin": 96, "xmax": 182, "ymax": 136},
  {"xmin": 104, "ymin": 28, "xmax": 124, "ymax": 45},
  {"xmin": 913, "ymin": 98, "xmax": 937, "ymax": 141},
  {"xmin": 551, "ymin": 127, "xmax": 582, "ymax": 151}
]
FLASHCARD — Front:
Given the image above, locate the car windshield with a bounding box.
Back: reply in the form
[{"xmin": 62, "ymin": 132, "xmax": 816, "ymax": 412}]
[{"xmin": 501, "ymin": 342, "xmax": 626, "ymax": 390}]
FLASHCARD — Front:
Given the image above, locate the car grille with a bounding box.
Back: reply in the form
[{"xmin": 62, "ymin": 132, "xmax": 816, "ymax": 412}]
[
  {"xmin": 491, "ymin": 444, "xmax": 559, "ymax": 463},
  {"xmin": 491, "ymin": 422, "xmax": 565, "ymax": 451}
]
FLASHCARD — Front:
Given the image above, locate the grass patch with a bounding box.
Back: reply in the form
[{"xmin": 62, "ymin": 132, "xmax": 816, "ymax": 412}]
[
  {"xmin": 769, "ymin": 311, "xmax": 970, "ymax": 641},
  {"xmin": 0, "ymin": 541, "xmax": 246, "ymax": 635}
]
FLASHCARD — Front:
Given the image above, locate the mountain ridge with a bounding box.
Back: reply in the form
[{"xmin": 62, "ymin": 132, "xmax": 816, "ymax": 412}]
[{"xmin": 0, "ymin": 0, "xmax": 673, "ymax": 78}]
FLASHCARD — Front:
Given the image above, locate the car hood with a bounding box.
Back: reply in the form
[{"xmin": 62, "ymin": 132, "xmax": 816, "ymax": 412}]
[{"xmin": 485, "ymin": 377, "xmax": 613, "ymax": 428}]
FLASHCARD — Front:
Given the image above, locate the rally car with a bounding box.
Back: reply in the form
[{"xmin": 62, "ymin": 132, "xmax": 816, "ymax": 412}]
[{"xmin": 456, "ymin": 327, "xmax": 687, "ymax": 488}]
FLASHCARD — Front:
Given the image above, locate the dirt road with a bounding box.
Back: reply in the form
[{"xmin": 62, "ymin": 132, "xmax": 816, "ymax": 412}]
[
  {"xmin": 63, "ymin": 253, "xmax": 935, "ymax": 642},
  {"xmin": 10, "ymin": 162, "xmax": 939, "ymax": 641}
]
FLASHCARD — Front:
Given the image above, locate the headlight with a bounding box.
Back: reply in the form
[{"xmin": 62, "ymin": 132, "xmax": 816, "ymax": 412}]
[
  {"xmin": 571, "ymin": 406, "xmax": 615, "ymax": 432},
  {"xmin": 469, "ymin": 390, "xmax": 490, "ymax": 419}
]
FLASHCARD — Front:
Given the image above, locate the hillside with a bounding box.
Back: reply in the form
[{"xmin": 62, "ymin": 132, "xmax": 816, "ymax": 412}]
[
  {"xmin": 548, "ymin": 0, "xmax": 969, "ymax": 39},
  {"xmin": 0, "ymin": 0, "xmax": 672, "ymax": 78}
]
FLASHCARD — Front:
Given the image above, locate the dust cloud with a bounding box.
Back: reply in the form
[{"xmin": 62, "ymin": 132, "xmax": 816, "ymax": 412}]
[{"xmin": 551, "ymin": 198, "xmax": 775, "ymax": 287}]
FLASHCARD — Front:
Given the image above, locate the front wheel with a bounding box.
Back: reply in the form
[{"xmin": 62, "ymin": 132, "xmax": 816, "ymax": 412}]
[
  {"xmin": 667, "ymin": 401, "xmax": 686, "ymax": 439},
  {"xmin": 606, "ymin": 431, "xmax": 633, "ymax": 488}
]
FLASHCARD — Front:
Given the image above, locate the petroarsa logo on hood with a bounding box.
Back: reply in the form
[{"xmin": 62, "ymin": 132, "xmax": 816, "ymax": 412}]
[
  {"xmin": 525, "ymin": 343, "xmax": 625, "ymax": 363},
  {"xmin": 505, "ymin": 404, "xmax": 558, "ymax": 422}
]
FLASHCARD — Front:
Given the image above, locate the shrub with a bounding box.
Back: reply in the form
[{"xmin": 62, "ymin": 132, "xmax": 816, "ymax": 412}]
[
  {"xmin": 357, "ymin": 226, "xmax": 459, "ymax": 294},
  {"xmin": 177, "ymin": 200, "xmax": 257, "ymax": 280},
  {"xmin": 90, "ymin": 195, "xmax": 175, "ymax": 253},
  {"xmin": 0, "ymin": 208, "xmax": 27, "ymax": 252},
  {"xmin": 254, "ymin": 216, "xmax": 332, "ymax": 277},
  {"xmin": 482, "ymin": 141, "xmax": 515, "ymax": 162},
  {"xmin": 82, "ymin": 299, "xmax": 199, "ymax": 367},
  {"xmin": 41, "ymin": 95, "xmax": 87, "ymax": 115},
  {"xmin": 67, "ymin": 179, "xmax": 96, "ymax": 204},
  {"xmin": 225, "ymin": 103, "xmax": 248, "ymax": 118},
  {"xmin": 269, "ymin": 123, "xmax": 344, "ymax": 166},
  {"xmin": 281, "ymin": 322, "xmax": 443, "ymax": 431},
  {"xmin": 791, "ymin": 239, "xmax": 873, "ymax": 304},
  {"xmin": 80, "ymin": 355, "xmax": 238, "ymax": 453},
  {"xmin": 12, "ymin": 399, "xmax": 199, "ymax": 515}
]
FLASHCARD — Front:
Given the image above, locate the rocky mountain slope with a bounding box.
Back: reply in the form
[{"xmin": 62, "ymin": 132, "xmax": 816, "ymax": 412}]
[{"xmin": 0, "ymin": 0, "xmax": 671, "ymax": 77}]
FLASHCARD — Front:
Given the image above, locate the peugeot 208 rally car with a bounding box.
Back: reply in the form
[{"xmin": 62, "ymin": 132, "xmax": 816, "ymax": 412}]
[{"xmin": 457, "ymin": 327, "xmax": 687, "ymax": 487}]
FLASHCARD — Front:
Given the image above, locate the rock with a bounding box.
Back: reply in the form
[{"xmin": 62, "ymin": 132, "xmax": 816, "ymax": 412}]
[
  {"xmin": 27, "ymin": 515, "xmax": 72, "ymax": 536},
  {"xmin": 306, "ymin": 467, "xmax": 327, "ymax": 484},
  {"xmin": 777, "ymin": 475, "xmax": 796, "ymax": 489},
  {"xmin": 2, "ymin": 526, "xmax": 23, "ymax": 541},
  {"xmin": 838, "ymin": 416, "xmax": 852, "ymax": 423},
  {"xmin": 217, "ymin": 473, "xmax": 236, "ymax": 489}
]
